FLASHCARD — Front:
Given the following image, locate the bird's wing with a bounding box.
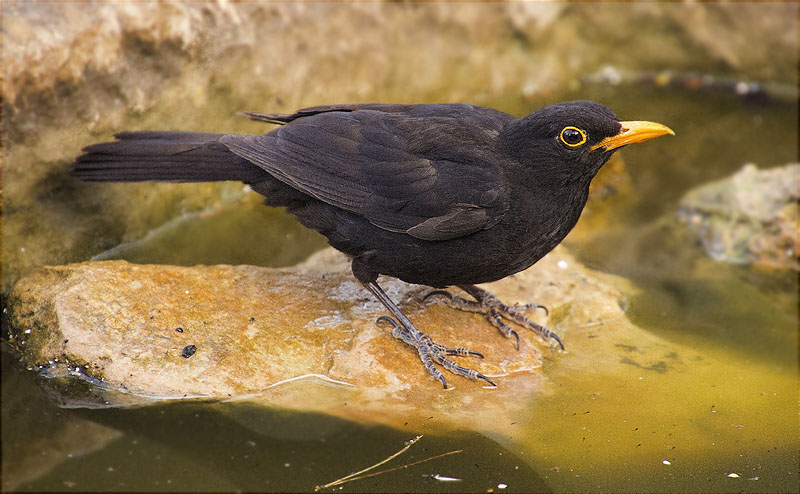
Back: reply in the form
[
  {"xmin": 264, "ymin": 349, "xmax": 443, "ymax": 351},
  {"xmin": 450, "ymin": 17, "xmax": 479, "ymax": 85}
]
[{"xmin": 221, "ymin": 106, "xmax": 513, "ymax": 241}]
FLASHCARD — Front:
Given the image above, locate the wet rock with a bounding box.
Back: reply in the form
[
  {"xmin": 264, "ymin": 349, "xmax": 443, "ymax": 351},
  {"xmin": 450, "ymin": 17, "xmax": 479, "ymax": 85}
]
[
  {"xmin": 678, "ymin": 163, "xmax": 799, "ymax": 270},
  {"xmin": 7, "ymin": 245, "xmax": 677, "ymax": 431}
]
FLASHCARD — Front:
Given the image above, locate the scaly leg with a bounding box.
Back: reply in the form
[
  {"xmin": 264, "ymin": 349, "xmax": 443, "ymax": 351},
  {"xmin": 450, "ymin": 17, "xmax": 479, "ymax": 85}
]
[
  {"xmin": 363, "ymin": 281, "xmax": 496, "ymax": 389},
  {"xmin": 424, "ymin": 284, "xmax": 564, "ymax": 351}
]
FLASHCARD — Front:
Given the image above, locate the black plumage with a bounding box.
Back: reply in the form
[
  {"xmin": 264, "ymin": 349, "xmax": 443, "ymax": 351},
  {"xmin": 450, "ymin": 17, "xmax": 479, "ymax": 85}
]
[{"xmin": 72, "ymin": 101, "xmax": 673, "ymax": 387}]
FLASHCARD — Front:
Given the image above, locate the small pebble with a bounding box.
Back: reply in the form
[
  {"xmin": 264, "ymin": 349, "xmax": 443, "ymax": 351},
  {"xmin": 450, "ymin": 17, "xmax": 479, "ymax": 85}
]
[
  {"xmin": 662, "ymin": 460, "xmax": 671, "ymax": 465},
  {"xmin": 557, "ymin": 260, "xmax": 568, "ymax": 269},
  {"xmin": 181, "ymin": 345, "xmax": 197, "ymax": 358}
]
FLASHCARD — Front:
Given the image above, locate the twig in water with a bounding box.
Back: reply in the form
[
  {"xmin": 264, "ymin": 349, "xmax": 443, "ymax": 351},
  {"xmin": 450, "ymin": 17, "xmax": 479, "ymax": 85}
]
[{"xmin": 315, "ymin": 435, "xmax": 462, "ymax": 491}]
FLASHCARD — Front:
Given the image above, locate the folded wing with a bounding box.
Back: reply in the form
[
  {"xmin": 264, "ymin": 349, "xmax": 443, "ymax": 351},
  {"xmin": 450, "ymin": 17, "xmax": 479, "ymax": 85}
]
[{"xmin": 222, "ymin": 105, "xmax": 513, "ymax": 241}]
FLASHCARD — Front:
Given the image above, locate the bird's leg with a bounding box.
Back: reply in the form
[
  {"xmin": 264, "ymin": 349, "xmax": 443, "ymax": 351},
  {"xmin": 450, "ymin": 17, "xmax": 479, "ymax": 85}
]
[
  {"xmin": 425, "ymin": 284, "xmax": 564, "ymax": 351},
  {"xmin": 362, "ymin": 281, "xmax": 496, "ymax": 389}
]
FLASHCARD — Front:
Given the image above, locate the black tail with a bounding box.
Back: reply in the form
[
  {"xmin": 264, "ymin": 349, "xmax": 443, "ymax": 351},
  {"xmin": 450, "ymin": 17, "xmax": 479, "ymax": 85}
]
[{"xmin": 71, "ymin": 131, "xmax": 268, "ymax": 183}]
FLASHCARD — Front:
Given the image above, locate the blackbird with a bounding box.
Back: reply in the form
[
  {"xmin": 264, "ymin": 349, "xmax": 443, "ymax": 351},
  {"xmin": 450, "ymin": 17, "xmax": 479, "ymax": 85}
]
[{"xmin": 72, "ymin": 101, "xmax": 673, "ymax": 388}]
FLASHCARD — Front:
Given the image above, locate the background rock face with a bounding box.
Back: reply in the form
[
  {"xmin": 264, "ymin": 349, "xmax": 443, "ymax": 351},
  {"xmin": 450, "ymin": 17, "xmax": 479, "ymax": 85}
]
[{"xmin": 2, "ymin": 2, "xmax": 797, "ymax": 291}]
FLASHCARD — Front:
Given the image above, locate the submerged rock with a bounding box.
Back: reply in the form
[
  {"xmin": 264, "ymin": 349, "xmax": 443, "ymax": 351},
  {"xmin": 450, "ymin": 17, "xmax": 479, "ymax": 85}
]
[{"xmin": 678, "ymin": 163, "xmax": 799, "ymax": 270}]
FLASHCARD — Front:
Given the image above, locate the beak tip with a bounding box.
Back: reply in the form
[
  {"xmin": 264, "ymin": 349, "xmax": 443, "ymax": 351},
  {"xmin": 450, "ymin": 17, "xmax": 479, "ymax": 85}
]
[{"xmin": 591, "ymin": 121, "xmax": 674, "ymax": 151}]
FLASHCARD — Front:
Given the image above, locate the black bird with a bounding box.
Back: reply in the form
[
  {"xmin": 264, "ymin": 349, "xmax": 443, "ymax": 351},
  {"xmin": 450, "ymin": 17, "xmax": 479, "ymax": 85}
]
[{"xmin": 72, "ymin": 101, "xmax": 673, "ymax": 388}]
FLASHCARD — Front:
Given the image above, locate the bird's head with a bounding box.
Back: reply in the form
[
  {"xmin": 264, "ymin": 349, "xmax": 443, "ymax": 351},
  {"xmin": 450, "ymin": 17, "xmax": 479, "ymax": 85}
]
[{"xmin": 502, "ymin": 100, "xmax": 674, "ymax": 186}]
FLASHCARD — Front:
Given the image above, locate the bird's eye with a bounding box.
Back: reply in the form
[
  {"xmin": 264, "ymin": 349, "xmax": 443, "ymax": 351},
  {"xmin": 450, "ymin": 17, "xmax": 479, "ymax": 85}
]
[{"xmin": 560, "ymin": 127, "xmax": 587, "ymax": 147}]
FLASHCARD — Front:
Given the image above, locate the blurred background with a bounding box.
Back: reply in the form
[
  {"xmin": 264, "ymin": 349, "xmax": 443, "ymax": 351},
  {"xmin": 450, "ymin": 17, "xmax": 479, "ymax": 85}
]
[{"xmin": 2, "ymin": 2, "xmax": 797, "ymax": 492}]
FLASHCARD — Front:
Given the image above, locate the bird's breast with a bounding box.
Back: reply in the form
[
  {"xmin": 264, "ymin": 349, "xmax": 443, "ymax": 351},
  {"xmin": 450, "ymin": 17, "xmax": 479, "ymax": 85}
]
[{"xmin": 495, "ymin": 184, "xmax": 590, "ymax": 275}]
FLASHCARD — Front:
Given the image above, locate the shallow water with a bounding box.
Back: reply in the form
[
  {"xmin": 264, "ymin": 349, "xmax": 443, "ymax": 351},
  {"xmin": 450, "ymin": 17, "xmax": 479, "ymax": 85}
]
[{"xmin": 3, "ymin": 86, "xmax": 798, "ymax": 492}]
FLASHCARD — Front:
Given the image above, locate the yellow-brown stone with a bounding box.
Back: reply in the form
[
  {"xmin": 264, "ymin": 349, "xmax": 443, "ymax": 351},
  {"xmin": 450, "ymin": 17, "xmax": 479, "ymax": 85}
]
[{"xmin": 8, "ymin": 245, "xmax": 635, "ymax": 430}]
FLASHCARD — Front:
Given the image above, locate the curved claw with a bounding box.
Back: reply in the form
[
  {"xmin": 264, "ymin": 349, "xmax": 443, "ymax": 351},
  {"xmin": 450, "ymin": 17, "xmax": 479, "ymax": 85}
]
[
  {"xmin": 376, "ymin": 315, "xmax": 398, "ymax": 328},
  {"xmin": 439, "ymin": 375, "xmax": 448, "ymax": 389},
  {"xmin": 510, "ymin": 329, "xmax": 520, "ymax": 351},
  {"xmin": 510, "ymin": 302, "xmax": 549, "ymax": 317},
  {"xmin": 477, "ymin": 373, "xmax": 497, "ymax": 387},
  {"xmin": 550, "ymin": 331, "xmax": 565, "ymax": 351},
  {"xmin": 422, "ymin": 290, "xmax": 454, "ymax": 302}
]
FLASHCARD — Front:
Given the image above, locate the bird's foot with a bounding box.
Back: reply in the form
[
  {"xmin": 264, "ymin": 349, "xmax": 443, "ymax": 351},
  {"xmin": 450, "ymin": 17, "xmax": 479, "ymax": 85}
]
[
  {"xmin": 424, "ymin": 284, "xmax": 564, "ymax": 351},
  {"xmin": 376, "ymin": 316, "xmax": 496, "ymax": 389}
]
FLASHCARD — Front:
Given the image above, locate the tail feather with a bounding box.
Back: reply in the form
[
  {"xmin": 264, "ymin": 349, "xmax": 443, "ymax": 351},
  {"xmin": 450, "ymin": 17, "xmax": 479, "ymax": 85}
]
[{"xmin": 72, "ymin": 131, "xmax": 268, "ymax": 183}]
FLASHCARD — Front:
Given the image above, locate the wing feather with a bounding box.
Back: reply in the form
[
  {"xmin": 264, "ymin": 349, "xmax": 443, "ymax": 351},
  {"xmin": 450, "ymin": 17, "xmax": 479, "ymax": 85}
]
[{"xmin": 223, "ymin": 105, "xmax": 514, "ymax": 240}]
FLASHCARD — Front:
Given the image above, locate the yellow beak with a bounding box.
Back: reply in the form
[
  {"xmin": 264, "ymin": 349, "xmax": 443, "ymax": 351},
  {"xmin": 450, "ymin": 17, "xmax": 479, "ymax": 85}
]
[{"xmin": 590, "ymin": 121, "xmax": 675, "ymax": 152}]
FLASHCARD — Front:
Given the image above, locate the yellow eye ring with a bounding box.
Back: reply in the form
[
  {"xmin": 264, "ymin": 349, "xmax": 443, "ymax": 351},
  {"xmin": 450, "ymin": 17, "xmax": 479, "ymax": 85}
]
[{"xmin": 560, "ymin": 126, "xmax": 587, "ymax": 147}]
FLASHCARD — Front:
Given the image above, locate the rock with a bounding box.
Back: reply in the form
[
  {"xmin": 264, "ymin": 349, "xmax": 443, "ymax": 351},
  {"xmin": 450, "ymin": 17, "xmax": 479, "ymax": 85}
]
[
  {"xmin": 7, "ymin": 246, "xmax": 679, "ymax": 431},
  {"xmin": 678, "ymin": 163, "xmax": 799, "ymax": 270}
]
